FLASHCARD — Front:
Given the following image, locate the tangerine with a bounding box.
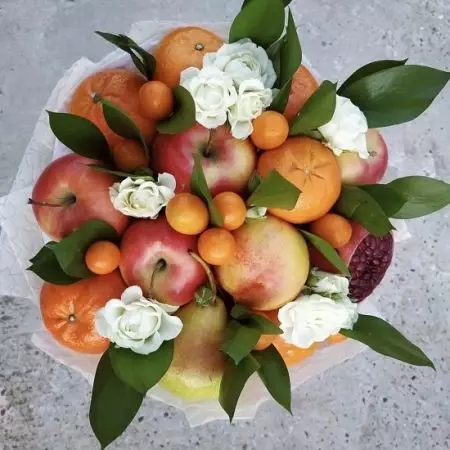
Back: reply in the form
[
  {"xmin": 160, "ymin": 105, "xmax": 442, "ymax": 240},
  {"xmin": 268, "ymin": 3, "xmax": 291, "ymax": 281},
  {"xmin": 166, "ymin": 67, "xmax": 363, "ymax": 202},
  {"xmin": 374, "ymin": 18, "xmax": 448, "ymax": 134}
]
[
  {"xmin": 153, "ymin": 27, "xmax": 224, "ymax": 87},
  {"xmin": 85, "ymin": 241, "xmax": 121, "ymax": 275},
  {"xmin": 139, "ymin": 81, "xmax": 174, "ymax": 120},
  {"xmin": 40, "ymin": 271, "xmax": 126, "ymax": 354},
  {"xmin": 69, "ymin": 69, "xmax": 155, "ymax": 146},
  {"xmin": 251, "ymin": 111, "xmax": 289, "ymax": 150},
  {"xmin": 110, "ymin": 138, "xmax": 149, "ymax": 172},
  {"xmin": 198, "ymin": 228, "xmax": 236, "ymax": 266},
  {"xmin": 166, "ymin": 193, "xmax": 209, "ymax": 235},
  {"xmin": 257, "ymin": 136, "xmax": 341, "ymax": 224},
  {"xmin": 213, "ymin": 192, "xmax": 247, "ymax": 231},
  {"xmin": 273, "ymin": 336, "xmax": 317, "ymax": 367},
  {"xmin": 309, "ymin": 213, "xmax": 352, "ymax": 249},
  {"xmin": 253, "ymin": 310, "xmax": 280, "ymax": 351}
]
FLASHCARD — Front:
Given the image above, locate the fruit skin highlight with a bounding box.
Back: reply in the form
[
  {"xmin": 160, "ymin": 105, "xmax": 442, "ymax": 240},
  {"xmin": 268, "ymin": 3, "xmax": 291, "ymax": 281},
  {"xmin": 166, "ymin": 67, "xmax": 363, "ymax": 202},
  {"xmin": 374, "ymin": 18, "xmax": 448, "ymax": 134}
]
[{"xmin": 216, "ymin": 215, "xmax": 310, "ymax": 311}]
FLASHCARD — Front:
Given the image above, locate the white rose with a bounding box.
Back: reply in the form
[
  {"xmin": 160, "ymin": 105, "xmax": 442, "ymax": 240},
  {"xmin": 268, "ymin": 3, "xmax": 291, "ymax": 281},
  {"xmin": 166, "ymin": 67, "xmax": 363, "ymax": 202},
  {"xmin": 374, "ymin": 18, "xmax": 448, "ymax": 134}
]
[
  {"xmin": 228, "ymin": 79, "xmax": 272, "ymax": 139},
  {"xmin": 95, "ymin": 286, "xmax": 183, "ymax": 355},
  {"xmin": 204, "ymin": 39, "xmax": 277, "ymax": 89},
  {"xmin": 318, "ymin": 95, "xmax": 369, "ymax": 159},
  {"xmin": 307, "ymin": 268, "xmax": 349, "ymax": 299},
  {"xmin": 246, "ymin": 206, "xmax": 267, "ymax": 219},
  {"xmin": 109, "ymin": 172, "xmax": 176, "ymax": 219},
  {"xmin": 278, "ymin": 294, "xmax": 358, "ymax": 348},
  {"xmin": 180, "ymin": 66, "xmax": 237, "ymax": 129}
]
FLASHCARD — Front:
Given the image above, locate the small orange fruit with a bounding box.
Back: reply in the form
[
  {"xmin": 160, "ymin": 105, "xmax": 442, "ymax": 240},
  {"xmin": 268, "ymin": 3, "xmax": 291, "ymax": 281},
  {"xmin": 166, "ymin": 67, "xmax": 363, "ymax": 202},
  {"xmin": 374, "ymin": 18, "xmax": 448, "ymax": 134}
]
[
  {"xmin": 213, "ymin": 192, "xmax": 247, "ymax": 231},
  {"xmin": 166, "ymin": 193, "xmax": 209, "ymax": 235},
  {"xmin": 273, "ymin": 337, "xmax": 317, "ymax": 367},
  {"xmin": 251, "ymin": 111, "xmax": 289, "ymax": 150},
  {"xmin": 139, "ymin": 81, "xmax": 174, "ymax": 120},
  {"xmin": 110, "ymin": 138, "xmax": 149, "ymax": 172},
  {"xmin": 253, "ymin": 310, "xmax": 280, "ymax": 351},
  {"xmin": 85, "ymin": 241, "xmax": 121, "ymax": 275},
  {"xmin": 198, "ymin": 228, "xmax": 236, "ymax": 266},
  {"xmin": 309, "ymin": 213, "xmax": 352, "ymax": 249},
  {"xmin": 327, "ymin": 333, "xmax": 348, "ymax": 345}
]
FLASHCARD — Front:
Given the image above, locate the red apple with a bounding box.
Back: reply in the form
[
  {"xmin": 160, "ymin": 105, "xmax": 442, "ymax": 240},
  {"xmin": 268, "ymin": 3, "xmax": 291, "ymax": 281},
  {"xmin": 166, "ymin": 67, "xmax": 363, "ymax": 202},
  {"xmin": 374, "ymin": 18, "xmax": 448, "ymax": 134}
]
[
  {"xmin": 337, "ymin": 129, "xmax": 388, "ymax": 185},
  {"xmin": 151, "ymin": 123, "xmax": 257, "ymax": 196},
  {"xmin": 31, "ymin": 154, "xmax": 129, "ymax": 241},
  {"xmin": 119, "ymin": 217, "xmax": 207, "ymax": 306}
]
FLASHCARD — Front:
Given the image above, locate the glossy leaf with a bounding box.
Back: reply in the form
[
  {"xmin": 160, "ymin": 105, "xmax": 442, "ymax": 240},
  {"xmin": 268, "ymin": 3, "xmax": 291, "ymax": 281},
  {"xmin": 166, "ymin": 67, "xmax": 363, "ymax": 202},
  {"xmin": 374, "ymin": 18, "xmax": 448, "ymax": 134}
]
[
  {"xmin": 359, "ymin": 184, "xmax": 406, "ymax": 217},
  {"xmin": 156, "ymin": 86, "xmax": 196, "ymax": 135},
  {"xmin": 90, "ymin": 352, "xmax": 144, "ymax": 449},
  {"xmin": 222, "ymin": 320, "xmax": 261, "ymax": 365},
  {"xmin": 248, "ymin": 172, "xmax": 263, "ymax": 194},
  {"xmin": 230, "ymin": 304, "xmax": 252, "ymax": 320},
  {"xmin": 278, "ymin": 10, "xmax": 302, "ymax": 87},
  {"xmin": 230, "ymin": 305, "xmax": 282, "ymax": 335},
  {"xmin": 267, "ymin": 35, "xmax": 287, "ymax": 82},
  {"xmin": 341, "ymin": 314, "xmax": 435, "ymax": 369},
  {"xmin": 270, "ymin": 80, "xmax": 292, "ymax": 114}
]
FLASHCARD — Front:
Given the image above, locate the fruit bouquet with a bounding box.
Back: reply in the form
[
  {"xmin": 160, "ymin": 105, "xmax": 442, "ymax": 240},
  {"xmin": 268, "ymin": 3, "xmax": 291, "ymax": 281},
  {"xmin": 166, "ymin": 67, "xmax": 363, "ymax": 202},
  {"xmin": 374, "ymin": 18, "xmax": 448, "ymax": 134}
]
[{"xmin": 1, "ymin": 0, "xmax": 450, "ymax": 447}]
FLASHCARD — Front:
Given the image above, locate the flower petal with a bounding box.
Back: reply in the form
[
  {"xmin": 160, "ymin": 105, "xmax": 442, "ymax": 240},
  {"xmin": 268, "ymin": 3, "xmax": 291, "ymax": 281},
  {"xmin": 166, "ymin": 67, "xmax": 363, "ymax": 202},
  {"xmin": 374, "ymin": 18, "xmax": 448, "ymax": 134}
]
[
  {"xmin": 158, "ymin": 313, "xmax": 183, "ymax": 341},
  {"xmin": 121, "ymin": 286, "xmax": 143, "ymax": 305}
]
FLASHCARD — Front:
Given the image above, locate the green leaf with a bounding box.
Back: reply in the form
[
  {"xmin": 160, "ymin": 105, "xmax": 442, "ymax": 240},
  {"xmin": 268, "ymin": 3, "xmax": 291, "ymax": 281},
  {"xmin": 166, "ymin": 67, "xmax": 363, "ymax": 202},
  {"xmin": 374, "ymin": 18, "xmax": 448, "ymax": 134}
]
[
  {"xmin": 109, "ymin": 341, "xmax": 174, "ymax": 394},
  {"xmin": 247, "ymin": 170, "xmax": 300, "ymax": 210},
  {"xmin": 88, "ymin": 164, "xmax": 153, "ymax": 180},
  {"xmin": 270, "ymin": 80, "xmax": 292, "ymax": 114},
  {"xmin": 222, "ymin": 320, "xmax": 261, "ymax": 365},
  {"xmin": 338, "ymin": 59, "xmax": 408, "ymax": 94},
  {"xmin": 28, "ymin": 243, "xmax": 81, "ymax": 285},
  {"xmin": 339, "ymin": 65, "xmax": 450, "ymax": 128},
  {"xmin": 289, "ymin": 81, "xmax": 337, "ymax": 135},
  {"xmin": 335, "ymin": 185, "xmax": 394, "ymax": 237},
  {"xmin": 301, "ymin": 230, "xmax": 350, "ymax": 276},
  {"xmin": 47, "ymin": 112, "xmax": 111, "ymax": 163},
  {"xmin": 341, "ymin": 314, "xmax": 435, "ymax": 369},
  {"xmin": 242, "ymin": 0, "xmax": 292, "ymax": 7},
  {"xmin": 252, "ymin": 345, "xmax": 291, "ymax": 413},
  {"xmin": 90, "ymin": 352, "xmax": 144, "ymax": 449},
  {"xmin": 156, "ymin": 86, "xmax": 196, "ymax": 135},
  {"xmin": 190, "ymin": 153, "xmax": 224, "ymax": 227},
  {"xmin": 230, "ymin": 0, "xmax": 285, "ymax": 49},
  {"xmin": 247, "ymin": 315, "xmax": 282, "ymax": 335},
  {"xmin": 219, "ymin": 355, "xmax": 260, "ymax": 422},
  {"xmin": 278, "ymin": 10, "xmax": 302, "ymax": 87},
  {"xmin": 230, "ymin": 304, "xmax": 252, "ymax": 320},
  {"xmin": 359, "ymin": 184, "xmax": 406, "ymax": 217},
  {"xmin": 267, "ymin": 35, "xmax": 287, "ymax": 82},
  {"xmin": 387, "ymin": 176, "xmax": 450, "ymax": 219},
  {"xmin": 248, "ymin": 172, "xmax": 263, "ymax": 194},
  {"xmin": 53, "ymin": 220, "xmax": 119, "ymax": 279}
]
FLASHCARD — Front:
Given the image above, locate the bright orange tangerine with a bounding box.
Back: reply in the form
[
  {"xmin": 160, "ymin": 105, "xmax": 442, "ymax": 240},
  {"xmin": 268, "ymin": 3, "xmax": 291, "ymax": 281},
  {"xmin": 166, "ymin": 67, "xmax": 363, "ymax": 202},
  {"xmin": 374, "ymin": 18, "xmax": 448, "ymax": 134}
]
[
  {"xmin": 198, "ymin": 228, "xmax": 236, "ymax": 266},
  {"xmin": 110, "ymin": 138, "xmax": 149, "ymax": 172},
  {"xmin": 252, "ymin": 310, "xmax": 280, "ymax": 351},
  {"xmin": 273, "ymin": 336, "xmax": 317, "ymax": 367},
  {"xmin": 213, "ymin": 192, "xmax": 247, "ymax": 231},
  {"xmin": 166, "ymin": 193, "xmax": 209, "ymax": 235},
  {"xmin": 139, "ymin": 81, "xmax": 174, "ymax": 120},
  {"xmin": 251, "ymin": 111, "xmax": 289, "ymax": 150},
  {"xmin": 309, "ymin": 213, "xmax": 352, "ymax": 249},
  {"xmin": 85, "ymin": 241, "xmax": 121, "ymax": 275}
]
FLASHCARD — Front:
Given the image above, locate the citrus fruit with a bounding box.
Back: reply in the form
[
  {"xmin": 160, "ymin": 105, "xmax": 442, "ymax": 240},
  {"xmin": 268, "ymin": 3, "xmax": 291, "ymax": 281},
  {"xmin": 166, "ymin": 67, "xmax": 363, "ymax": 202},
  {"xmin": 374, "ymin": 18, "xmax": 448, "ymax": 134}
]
[
  {"xmin": 273, "ymin": 337, "xmax": 317, "ymax": 367},
  {"xmin": 284, "ymin": 65, "xmax": 319, "ymax": 121},
  {"xmin": 153, "ymin": 27, "xmax": 224, "ymax": 87},
  {"xmin": 257, "ymin": 136, "xmax": 341, "ymax": 224},
  {"xmin": 327, "ymin": 333, "xmax": 348, "ymax": 345},
  {"xmin": 212, "ymin": 192, "xmax": 247, "ymax": 231},
  {"xmin": 253, "ymin": 310, "xmax": 279, "ymax": 351},
  {"xmin": 139, "ymin": 81, "xmax": 174, "ymax": 120},
  {"xmin": 198, "ymin": 228, "xmax": 236, "ymax": 266},
  {"xmin": 251, "ymin": 111, "xmax": 289, "ymax": 150},
  {"xmin": 40, "ymin": 271, "xmax": 126, "ymax": 354},
  {"xmin": 309, "ymin": 213, "xmax": 352, "ymax": 249},
  {"xmin": 166, "ymin": 193, "xmax": 209, "ymax": 235},
  {"xmin": 69, "ymin": 68, "xmax": 155, "ymax": 146},
  {"xmin": 110, "ymin": 138, "xmax": 149, "ymax": 172},
  {"xmin": 85, "ymin": 241, "xmax": 121, "ymax": 275}
]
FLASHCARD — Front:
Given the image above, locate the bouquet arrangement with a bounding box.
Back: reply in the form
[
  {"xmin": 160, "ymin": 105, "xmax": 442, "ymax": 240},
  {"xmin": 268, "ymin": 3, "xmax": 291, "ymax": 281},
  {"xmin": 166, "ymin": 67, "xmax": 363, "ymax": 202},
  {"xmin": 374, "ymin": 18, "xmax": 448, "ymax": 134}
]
[{"xmin": 11, "ymin": 0, "xmax": 450, "ymax": 447}]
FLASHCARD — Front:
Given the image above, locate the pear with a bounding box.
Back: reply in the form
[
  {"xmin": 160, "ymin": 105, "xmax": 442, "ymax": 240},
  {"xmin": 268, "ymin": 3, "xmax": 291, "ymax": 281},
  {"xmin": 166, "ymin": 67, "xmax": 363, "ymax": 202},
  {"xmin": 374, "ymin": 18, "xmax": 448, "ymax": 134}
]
[{"xmin": 159, "ymin": 296, "xmax": 227, "ymax": 401}]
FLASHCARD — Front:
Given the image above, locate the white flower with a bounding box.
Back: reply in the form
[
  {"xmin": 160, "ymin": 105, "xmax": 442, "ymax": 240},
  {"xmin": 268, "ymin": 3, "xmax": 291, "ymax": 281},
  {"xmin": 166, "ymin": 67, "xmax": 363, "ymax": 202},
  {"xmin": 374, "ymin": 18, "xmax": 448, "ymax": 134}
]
[
  {"xmin": 246, "ymin": 206, "xmax": 267, "ymax": 219},
  {"xmin": 318, "ymin": 95, "xmax": 369, "ymax": 159},
  {"xmin": 95, "ymin": 286, "xmax": 183, "ymax": 355},
  {"xmin": 109, "ymin": 173, "xmax": 176, "ymax": 219},
  {"xmin": 278, "ymin": 294, "xmax": 358, "ymax": 349},
  {"xmin": 228, "ymin": 79, "xmax": 272, "ymax": 139},
  {"xmin": 204, "ymin": 39, "xmax": 277, "ymax": 89},
  {"xmin": 180, "ymin": 66, "xmax": 237, "ymax": 129},
  {"xmin": 307, "ymin": 268, "xmax": 349, "ymax": 299}
]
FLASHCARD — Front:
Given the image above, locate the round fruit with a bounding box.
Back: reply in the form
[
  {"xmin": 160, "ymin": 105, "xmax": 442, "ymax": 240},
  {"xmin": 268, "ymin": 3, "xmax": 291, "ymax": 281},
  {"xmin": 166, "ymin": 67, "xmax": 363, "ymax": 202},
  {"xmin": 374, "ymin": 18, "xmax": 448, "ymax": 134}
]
[
  {"xmin": 213, "ymin": 192, "xmax": 247, "ymax": 231},
  {"xmin": 253, "ymin": 310, "xmax": 279, "ymax": 351},
  {"xmin": 309, "ymin": 222, "xmax": 394, "ymax": 302},
  {"xmin": 139, "ymin": 81, "xmax": 174, "ymax": 120},
  {"xmin": 154, "ymin": 27, "xmax": 224, "ymax": 87},
  {"xmin": 284, "ymin": 65, "xmax": 319, "ymax": 121},
  {"xmin": 111, "ymin": 139, "xmax": 149, "ymax": 172},
  {"xmin": 40, "ymin": 271, "xmax": 126, "ymax": 354},
  {"xmin": 309, "ymin": 213, "xmax": 352, "ymax": 249},
  {"xmin": 166, "ymin": 193, "xmax": 209, "ymax": 235},
  {"xmin": 273, "ymin": 337, "xmax": 317, "ymax": 367},
  {"xmin": 198, "ymin": 228, "xmax": 236, "ymax": 266},
  {"xmin": 257, "ymin": 136, "xmax": 341, "ymax": 224},
  {"xmin": 327, "ymin": 333, "xmax": 348, "ymax": 345},
  {"xmin": 251, "ymin": 111, "xmax": 289, "ymax": 150},
  {"xmin": 85, "ymin": 241, "xmax": 121, "ymax": 275},
  {"xmin": 69, "ymin": 69, "xmax": 155, "ymax": 146}
]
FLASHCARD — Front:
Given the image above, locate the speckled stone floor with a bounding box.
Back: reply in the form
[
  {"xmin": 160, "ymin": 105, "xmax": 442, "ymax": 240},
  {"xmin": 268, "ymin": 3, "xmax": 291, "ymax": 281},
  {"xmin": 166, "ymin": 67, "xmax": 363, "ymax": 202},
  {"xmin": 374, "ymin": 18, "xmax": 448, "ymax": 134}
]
[{"xmin": 1, "ymin": 0, "xmax": 450, "ymax": 449}]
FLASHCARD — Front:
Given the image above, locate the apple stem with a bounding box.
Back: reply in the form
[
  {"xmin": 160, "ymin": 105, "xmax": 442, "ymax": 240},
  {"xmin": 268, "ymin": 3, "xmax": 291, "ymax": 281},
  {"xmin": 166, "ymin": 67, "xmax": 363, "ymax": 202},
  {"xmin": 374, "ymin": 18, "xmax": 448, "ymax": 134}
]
[
  {"xmin": 149, "ymin": 259, "xmax": 166, "ymax": 295},
  {"xmin": 188, "ymin": 251, "xmax": 217, "ymax": 304},
  {"xmin": 203, "ymin": 130, "xmax": 214, "ymax": 158},
  {"xmin": 28, "ymin": 197, "xmax": 76, "ymax": 208}
]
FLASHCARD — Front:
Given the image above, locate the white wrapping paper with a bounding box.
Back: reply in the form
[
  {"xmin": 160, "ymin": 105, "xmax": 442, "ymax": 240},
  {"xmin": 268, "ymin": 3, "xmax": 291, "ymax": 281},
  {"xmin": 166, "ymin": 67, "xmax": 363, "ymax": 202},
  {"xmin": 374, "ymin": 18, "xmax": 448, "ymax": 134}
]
[{"xmin": 0, "ymin": 21, "xmax": 410, "ymax": 427}]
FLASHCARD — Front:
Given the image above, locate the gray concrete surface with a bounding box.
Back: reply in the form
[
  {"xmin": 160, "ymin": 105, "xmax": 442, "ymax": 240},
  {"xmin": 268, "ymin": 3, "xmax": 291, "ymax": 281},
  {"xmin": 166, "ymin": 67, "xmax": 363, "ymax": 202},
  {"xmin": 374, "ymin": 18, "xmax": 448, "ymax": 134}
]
[{"xmin": 1, "ymin": 0, "xmax": 450, "ymax": 449}]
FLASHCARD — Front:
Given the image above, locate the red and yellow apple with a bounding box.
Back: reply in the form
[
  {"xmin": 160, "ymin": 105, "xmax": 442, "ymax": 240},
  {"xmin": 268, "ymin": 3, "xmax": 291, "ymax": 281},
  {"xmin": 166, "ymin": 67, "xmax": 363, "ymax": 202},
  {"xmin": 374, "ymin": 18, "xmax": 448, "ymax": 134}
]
[
  {"xmin": 31, "ymin": 154, "xmax": 129, "ymax": 241},
  {"xmin": 119, "ymin": 217, "xmax": 207, "ymax": 306},
  {"xmin": 216, "ymin": 215, "xmax": 310, "ymax": 311},
  {"xmin": 151, "ymin": 123, "xmax": 256, "ymax": 196}
]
